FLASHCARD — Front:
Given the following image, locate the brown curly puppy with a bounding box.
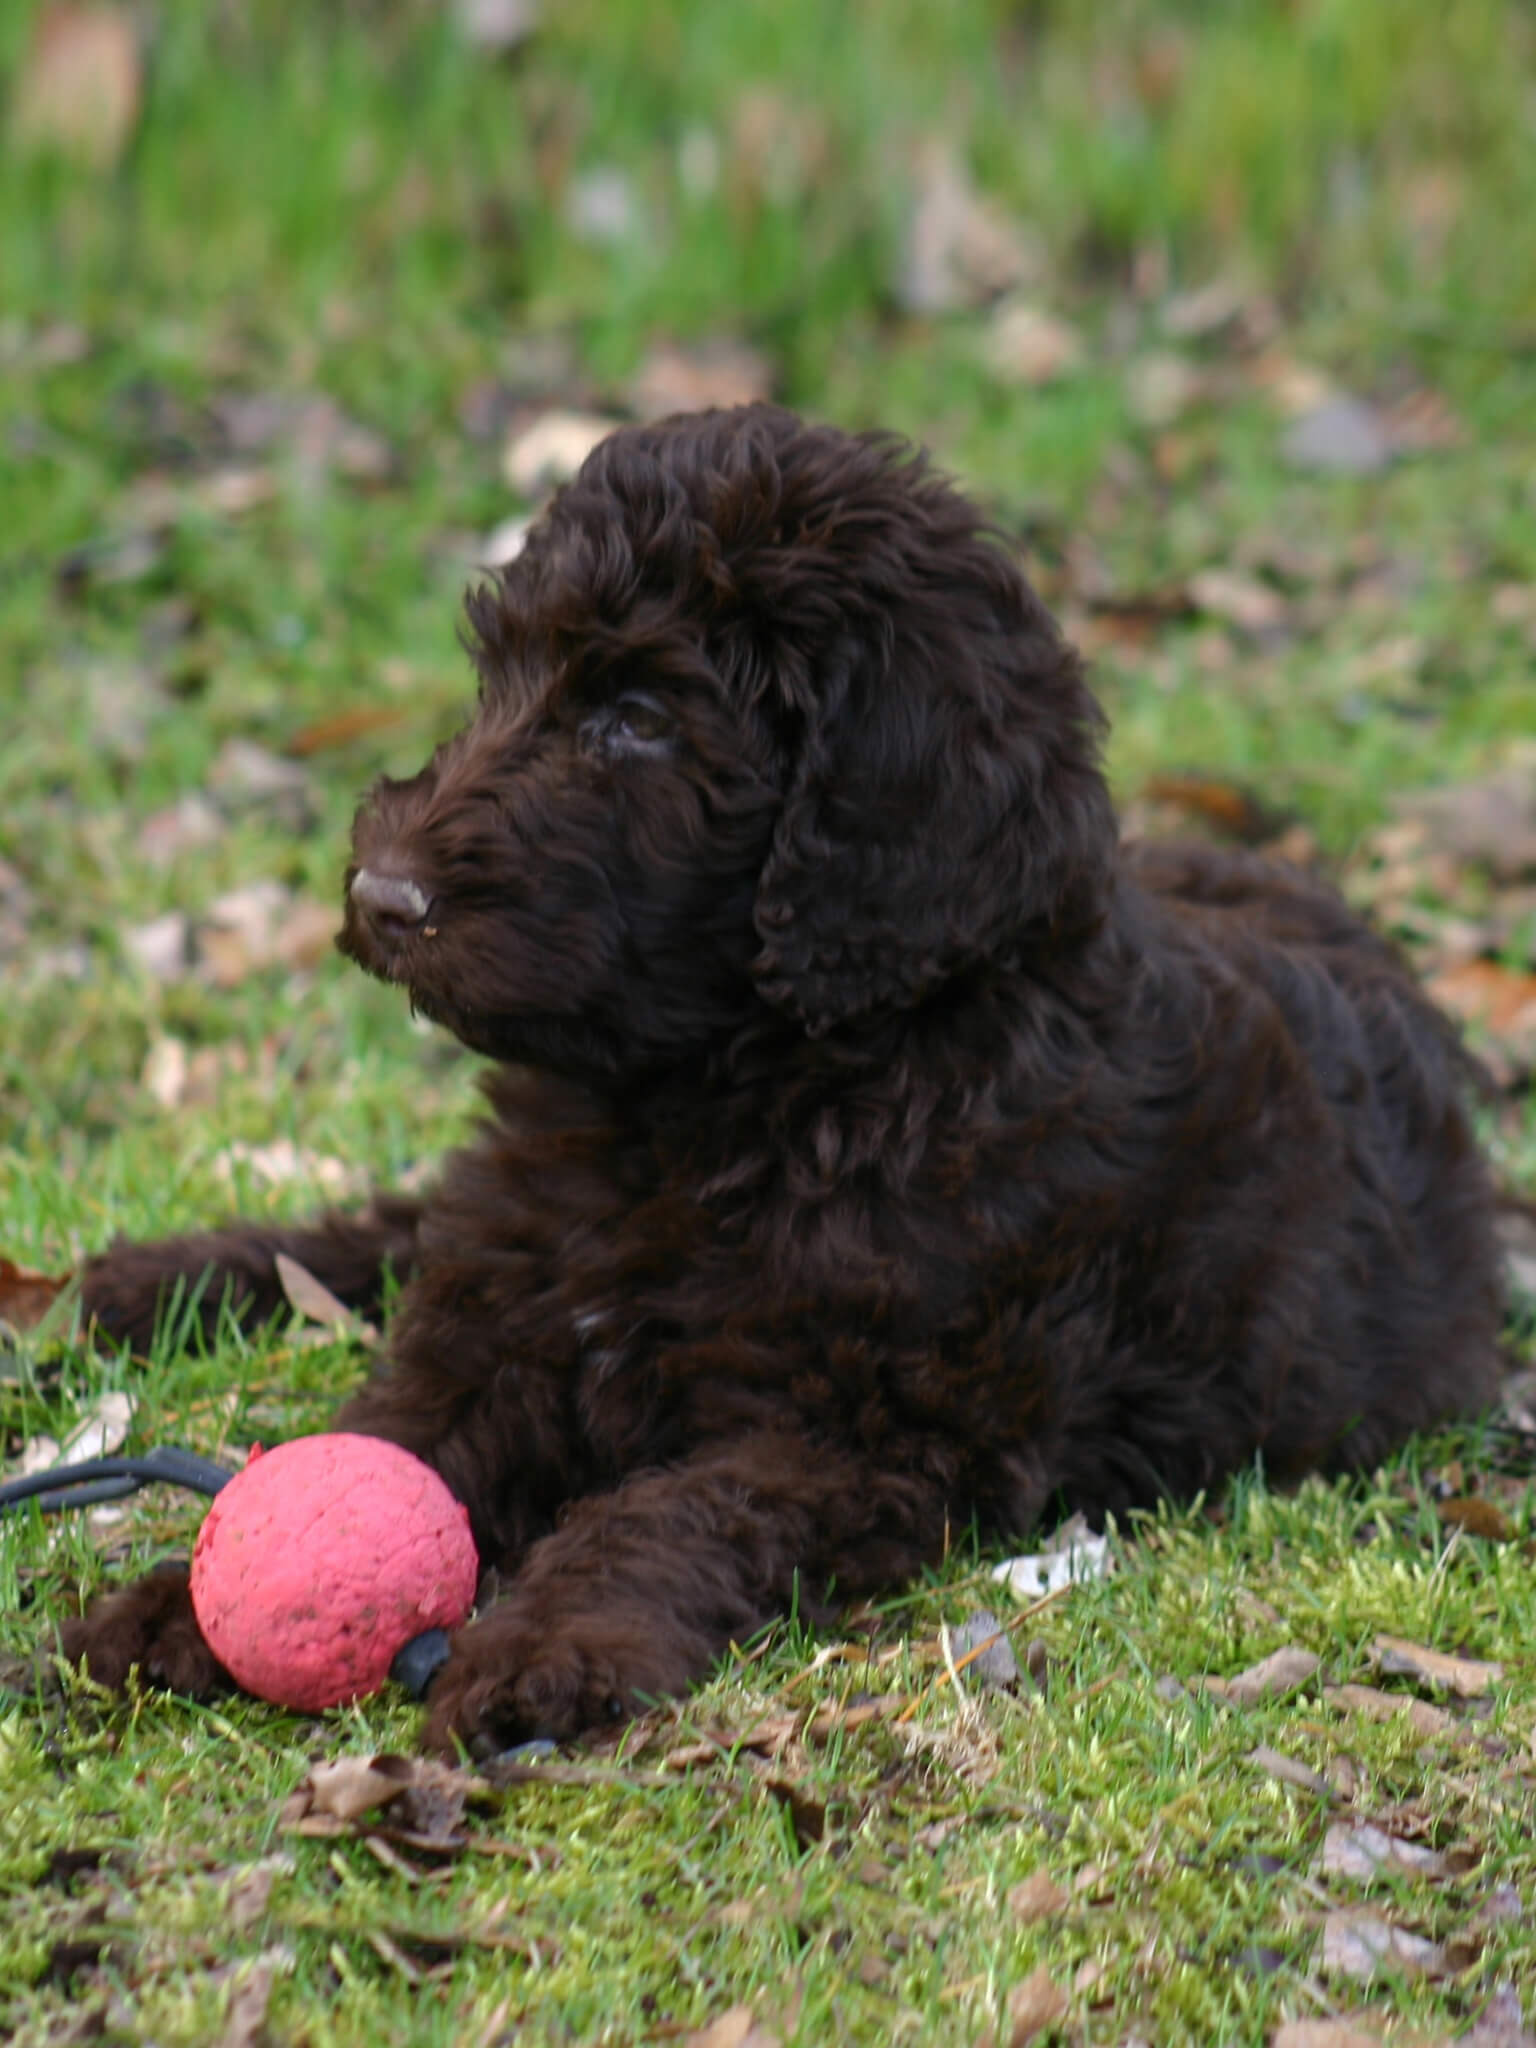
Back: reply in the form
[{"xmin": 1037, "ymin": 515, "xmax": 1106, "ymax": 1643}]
[{"xmin": 68, "ymin": 406, "xmax": 1502, "ymax": 1754}]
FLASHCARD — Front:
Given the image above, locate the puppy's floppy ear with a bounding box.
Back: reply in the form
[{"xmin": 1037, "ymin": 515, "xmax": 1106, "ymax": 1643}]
[{"xmin": 752, "ymin": 564, "xmax": 1114, "ymax": 1034}]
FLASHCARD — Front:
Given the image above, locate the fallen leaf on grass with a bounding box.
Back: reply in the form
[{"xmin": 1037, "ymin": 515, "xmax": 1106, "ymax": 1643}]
[
  {"xmin": 14, "ymin": 1392, "xmax": 135, "ymax": 1478},
  {"xmin": 196, "ymin": 466, "xmax": 277, "ymax": 517},
  {"xmin": 991, "ymin": 1513, "xmax": 1112, "ymax": 1599},
  {"xmin": 199, "ymin": 882, "xmax": 336, "ymax": 987},
  {"xmin": 1005, "ymin": 1965, "xmax": 1069, "ymax": 2045},
  {"xmin": 1426, "ymin": 960, "xmax": 1536, "ymax": 1054},
  {"xmin": 216, "ymin": 1953, "xmax": 284, "ymax": 2048},
  {"xmin": 1138, "ymin": 776, "xmax": 1294, "ymax": 849},
  {"xmin": 1007, "ymin": 1870, "xmax": 1068, "ymax": 1924},
  {"xmin": 1271, "ymin": 2024, "xmax": 1381, "ymax": 2048},
  {"xmin": 275, "ymin": 1255, "xmax": 376, "ymax": 1343},
  {"xmin": 1371, "ymin": 1634, "xmax": 1502, "ymax": 1698},
  {"xmin": 283, "ymin": 1754, "xmax": 508, "ymax": 1862},
  {"xmin": 455, "ymin": 0, "xmax": 539, "ymax": 52},
  {"xmin": 1462, "ymin": 1984, "xmax": 1536, "ymax": 2047},
  {"xmin": 1204, "ymin": 1646, "xmax": 1319, "ymax": 1706},
  {"xmin": 1401, "ymin": 757, "xmax": 1536, "ymax": 883},
  {"xmin": 360, "ymin": 1920, "xmax": 550, "ymax": 1980},
  {"xmin": 1246, "ymin": 1746, "xmax": 1333, "ymax": 1799},
  {"xmin": 1280, "ymin": 396, "xmax": 1393, "ymax": 476},
  {"xmin": 983, "ymin": 303, "xmax": 1083, "ymax": 387},
  {"xmin": 503, "ymin": 411, "xmax": 619, "ymax": 497},
  {"xmin": 1321, "ymin": 1908, "xmax": 1445, "ymax": 1982},
  {"xmin": 1324, "ymin": 1683, "xmax": 1456, "ymax": 1742},
  {"xmin": 896, "ymin": 143, "xmax": 1040, "ymax": 315},
  {"xmin": 947, "ymin": 1610, "xmax": 1025, "ymax": 1692},
  {"xmin": 1437, "ymin": 1496, "xmax": 1516, "ymax": 1543},
  {"xmin": 140, "ymin": 1034, "xmax": 189, "ymax": 1110},
  {"xmin": 629, "ymin": 338, "xmax": 776, "ymax": 419},
  {"xmin": 137, "ymin": 794, "xmax": 225, "ymax": 870},
  {"xmin": 123, "ymin": 910, "xmax": 192, "ymax": 982},
  {"xmin": 662, "ymin": 1692, "xmax": 908, "ymax": 1769},
  {"xmin": 287, "ymin": 705, "xmax": 412, "ymax": 755},
  {"xmin": 206, "ymin": 738, "xmax": 316, "ymax": 833},
  {"xmin": 226, "ymin": 1855, "xmax": 293, "ymax": 1933},
  {"xmin": 213, "ymin": 1141, "xmax": 367, "ymax": 1202},
  {"xmin": 14, "ymin": 3, "xmax": 141, "ymax": 168},
  {"xmin": 287, "ymin": 1756, "xmax": 417, "ymax": 1825},
  {"xmin": 1125, "ymin": 351, "xmax": 1210, "ymax": 428},
  {"xmin": 1186, "ymin": 567, "xmax": 1291, "ymax": 638},
  {"xmin": 1320, "ymin": 1822, "xmax": 1448, "ymax": 1882},
  {"xmin": 683, "ymin": 2008, "xmax": 781, "ymax": 2048},
  {"xmin": 0, "ymin": 1257, "xmax": 68, "ymax": 1332}
]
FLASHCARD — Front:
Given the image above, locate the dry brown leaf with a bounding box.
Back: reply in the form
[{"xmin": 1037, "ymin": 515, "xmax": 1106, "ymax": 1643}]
[
  {"xmin": 123, "ymin": 911, "xmax": 192, "ymax": 982},
  {"xmin": 1246, "ymin": 1746, "xmax": 1333, "ymax": 1799},
  {"xmin": 1320, "ymin": 1822, "xmax": 1448, "ymax": 1883},
  {"xmin": 1383, "ymin": 386, "xmax": 1466, "ymax": 455},
  {"xmin": 62, "ymin": 1393, "xmax": 133, "ymax": 1465},
  {"xmin": 1204, "ymin": 1646, "xmax": 1319, "ymax": 1706},
  {"xmin": 1186, "ymin": 567, "xmax": 1290, "ymax": 637},
  {"xmin": 1426, "ymin": 960, "xmax": 1536, "ymax": 1050},
  {"xmin": 503, "ymin": 411, "xmax": 618, "ymax": 497},
  {"xmin": 1372, "ymin": 1634, "xmax": 1503, "ymax": 1698},
  {"xmin": 1281, "ymin": 396, "xmax": 1393, "ymax": 476},
  {"xmin": 1324, "ymin": 1682, "xmax": 1456, "ymax": 1741},
  {"xmin": 213, "ymin": 1140, "xmax": 367, "ymax": 1201},
  {"xmin": 1125, "ymin": 352, "xmax": 1209, "ymax": 428},
  {"xmin": 226, "ymin": 1855, "xmax": 293, "ymax": 1933},
  {"xmin": 288, "ymin": 706, "xmax": 412, "ymax": 756},
  {"xmin": 14, "ymin": 4, "xmax": 141, "ymax": 168},
  {"xmin": 1437, "ymin": 1496, "xmax": 1516, "ymax": 1542},
  {"xmin": 984, "ymin": 304, "xmax": 1083, "ymax": 388},
  {"xmin": 293, "ymin": 1756, "xmax": 412, "ymax": 1824},
  {"xmin": 215, "ymin": 1952, "xmax": 284, "ymax": 2048},
  {"xmin": 1271, "ymin": 2024, "xmax": 1381, "ymax": 2048},
  {"xmin": 1402, "ymin": 759, "xmax": 1536, "ymax": 882},
  {"xmin": 1139, "ymin": 774, "xmax": 1288, "ymax": 846},
  {"xmin": 683, "ymin": 2009, "xmax": 781, "ymax": 2048},
  {"xmin": 274, "ymin": 1255, "xmax": 371, "ymax": 1340},
  {"xmin": 455, "ymin": 0, "xmax": 540, "ymax": 53},
  {"xmin": 1007, "ymin": 1870, "xmax": 1068, "ymax": 1924},
  {"xmin": 0, "ymin": 1256, "xmax": 68, "ymax": 1332},
  {"xmin": 630, "ymin": 338, "xmax": 775, "ymax": 419},
  {"xmin": 897, "ymin": 142, "xmax": 1040, "ymax": 314},
  {"xmin": 198, "ymin": 466, "xmax": 278, "ymax": 517},
  {"xmin": 1005, "ymin": 1965, "xmax": 1069, "ymax": 2045},
  {"xmin": 1461, "ymin": 1984, "xmax": 1536, "ymax": 2048},
  {"xmin": 141, "ymin": 1034, "xmax": 190, "ymax": 1110},
  {"xmin": 1321, "ymin": 1908, "xmax": 1445, "ymax": 1982}
]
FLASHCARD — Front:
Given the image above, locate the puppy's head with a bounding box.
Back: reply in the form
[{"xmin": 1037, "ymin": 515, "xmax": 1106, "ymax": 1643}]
[{"xmin": 339, "ymin": 405, "xmax": 1114, "ymax": 1077}]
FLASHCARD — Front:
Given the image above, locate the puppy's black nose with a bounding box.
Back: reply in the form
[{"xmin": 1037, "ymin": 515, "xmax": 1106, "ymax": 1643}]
[{"xmin": 350, "ymin": 867, "xmax": 432, "ymax": 941}]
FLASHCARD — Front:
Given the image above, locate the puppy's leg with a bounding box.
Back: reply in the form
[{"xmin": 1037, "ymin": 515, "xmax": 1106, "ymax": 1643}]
[
  {"xmin": 420, "ymin": 1431, "xmax": 945, "ymax": 1756},
  {"xmin": 79, "ymin": 1194, "xmax": 424, "ymax": 1352},
  {"xmin": 55, "ymin": 1562, "xmax": 226, "ymax": 1697}
]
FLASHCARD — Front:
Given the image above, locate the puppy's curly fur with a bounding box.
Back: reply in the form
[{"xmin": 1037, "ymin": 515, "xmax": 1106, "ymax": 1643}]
[{"xmin": 69, "ymin": 406, "xmax": 1502, "ymax": 1752}]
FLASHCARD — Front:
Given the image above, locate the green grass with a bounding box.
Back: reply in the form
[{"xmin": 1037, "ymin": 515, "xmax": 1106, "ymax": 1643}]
[{"xmin": 2, "ymin": 1, "xmax": 1535, "ymax": 2040}]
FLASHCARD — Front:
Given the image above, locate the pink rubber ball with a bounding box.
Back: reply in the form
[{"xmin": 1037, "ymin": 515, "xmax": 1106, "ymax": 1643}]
[{"xmin": 189, "ymin": 1433, "xmax": 478, "ymax": 1711}]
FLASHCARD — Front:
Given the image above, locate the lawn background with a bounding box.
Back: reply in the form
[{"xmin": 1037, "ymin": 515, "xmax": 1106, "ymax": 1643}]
[{"xmin": 2, "ymin": 3, "xmax": 1535, "ymax": 2042}]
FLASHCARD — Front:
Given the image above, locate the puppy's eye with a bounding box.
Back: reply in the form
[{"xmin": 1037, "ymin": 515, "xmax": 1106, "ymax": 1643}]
[
  {"xmin": 612, "ymin": 693, "xmax": 673, "ymax": 747},
  {"xmin": 579, "ymin": 692, "xmax": 675, "ymax": 759}
]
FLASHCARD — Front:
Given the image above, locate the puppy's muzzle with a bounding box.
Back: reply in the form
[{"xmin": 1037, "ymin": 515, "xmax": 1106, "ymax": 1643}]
[{"xmin": 349, "ymin": 868, "xmax": 433, "ymax": 945}]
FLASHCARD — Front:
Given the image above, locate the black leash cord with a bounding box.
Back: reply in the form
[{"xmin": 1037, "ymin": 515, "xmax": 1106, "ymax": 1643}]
[{"xmin": 0, "ymin": 1444, "xmax": 234, "ymax": 1516}]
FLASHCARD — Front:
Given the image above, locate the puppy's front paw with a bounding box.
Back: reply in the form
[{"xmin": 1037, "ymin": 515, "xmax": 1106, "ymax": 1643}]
[
  {"xmin": 58, "ymin": 1562, "xmax": 227, "ymax": 1697},
  {"xmin": 422, "ymin": 1624, "xmax": 625, "ymax": 1758},
  {"xmin": 420, "ymin": 1600, "xmax": 712, "ymax": 1758}
]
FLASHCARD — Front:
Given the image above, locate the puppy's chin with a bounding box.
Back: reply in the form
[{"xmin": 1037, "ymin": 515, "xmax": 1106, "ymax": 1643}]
[{"xmin": 334, "ymin": 908, "xmax": 413, "ymax": 987}]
